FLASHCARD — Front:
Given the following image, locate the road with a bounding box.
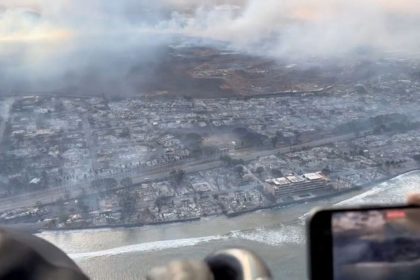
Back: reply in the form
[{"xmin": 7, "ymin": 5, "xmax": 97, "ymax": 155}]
[
  {"xmin": 82, "ymin": 113, "xmax": 99, "ymax": 171},
  {"xmin": 0, "ymin": 132, "xmax": 362, "ymax": 212},
  {"xmin": 0, "ymin": 158, "xmax": 224, "ymax": 212},
  {"xmin": 230, "ymin": 132, "xmax": 358, "ymax": 161}
]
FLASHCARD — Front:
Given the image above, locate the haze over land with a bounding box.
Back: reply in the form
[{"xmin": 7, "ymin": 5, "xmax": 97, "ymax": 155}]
[
  {"xmin": 1, "ymin": 0, "xmax": 420, "ymax": 96},
  {"xmin": 2, "ymin": 0, "xmax": 420, "ymax": 237},
  {"xmin": 2, "ymin": 4, "xmax": 420, "ymax": 279}
]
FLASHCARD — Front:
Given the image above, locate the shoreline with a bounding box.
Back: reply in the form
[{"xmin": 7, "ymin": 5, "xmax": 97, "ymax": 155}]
[
  {"xmin": 40, "ymin": 189, "xmax": 359, "ymax": 233},
  {"xmin": 38, "ymin": 167, "xmax": 420, "ymax": 233}
]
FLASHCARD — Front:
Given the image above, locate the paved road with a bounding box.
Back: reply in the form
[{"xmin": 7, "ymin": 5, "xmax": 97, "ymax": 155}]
[
  {"xmin": 82, "ymin": 113, "xmax": 99, "ymax": 171},
  {"xmin": 230, "ymin": 132, "xmax": 358, "ymax": 161},
  {"xmin": 0, "ymin": 132, "xmax": 362, "ymax": 212},
  {"xmin": 0, "ymin": 158, "xmax": 224, "ymax": 212}
]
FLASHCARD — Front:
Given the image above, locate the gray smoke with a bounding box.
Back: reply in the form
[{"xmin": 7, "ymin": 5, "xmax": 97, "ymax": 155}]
[
  {"xmin": 162, "ymin": 0, "xmax": 420, "ymax": 57},
  {"xmin": 1, "ymin": 0, "xmax": 420, "ymax": 96}
]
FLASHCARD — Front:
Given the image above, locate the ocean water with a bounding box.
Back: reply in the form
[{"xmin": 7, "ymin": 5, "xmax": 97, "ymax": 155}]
[{"xmin": 38, "ymin": 171, "xmax": 420, "ymax": 280}]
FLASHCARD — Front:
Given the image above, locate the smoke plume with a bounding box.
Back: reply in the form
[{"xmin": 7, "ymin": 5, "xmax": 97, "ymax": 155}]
[{"xmin": 0, "ymin": 0, "xmax": 419, "ymax": 95}]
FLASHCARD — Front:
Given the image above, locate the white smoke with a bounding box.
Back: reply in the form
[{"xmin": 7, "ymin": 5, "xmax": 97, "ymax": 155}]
[
  {"xmin": 0, "ymin": 0, "xmax": 420, "ymax": 95},
  {"xmin": 158, "ymin": 0, "xmax": 420, "ymax": 57},
  {"xmin": 2, "ymin": 0, "xmax": 420, "ymax": 55}
]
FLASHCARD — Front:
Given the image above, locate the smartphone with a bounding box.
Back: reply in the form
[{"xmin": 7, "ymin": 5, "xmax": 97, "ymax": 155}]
[{"xmin": 308, "ymin": 205, "xmax": 420, "ymax": 280}]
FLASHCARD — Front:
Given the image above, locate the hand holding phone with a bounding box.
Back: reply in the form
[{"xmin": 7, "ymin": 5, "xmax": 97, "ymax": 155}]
[{"xmin": 308, "ymin": 204, "xmax": 420, "ymax": 280}]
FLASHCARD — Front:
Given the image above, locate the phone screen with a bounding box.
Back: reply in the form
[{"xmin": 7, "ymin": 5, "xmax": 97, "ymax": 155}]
[{"xmin": 332, "ymin": 208, "xmax": 420, "ymax": 280}]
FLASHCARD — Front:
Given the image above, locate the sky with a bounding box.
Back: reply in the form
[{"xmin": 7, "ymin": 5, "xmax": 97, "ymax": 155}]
[{"xmin": 0, "ymin": 0, "xmax": 419, "ymax": 95}]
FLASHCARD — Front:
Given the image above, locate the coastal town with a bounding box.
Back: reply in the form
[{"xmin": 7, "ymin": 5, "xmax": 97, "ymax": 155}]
[{"xmin": 1, "ymin": 46, "xmax": 420, "ymax": 230}]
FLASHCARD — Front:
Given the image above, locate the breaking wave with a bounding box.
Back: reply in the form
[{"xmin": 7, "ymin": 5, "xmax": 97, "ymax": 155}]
[
  {"xmin": 69, "ymin": 171, "xmax": 420, "ymax": 261},
  {"xmin": 70, "ymin": 225, "xmax": 305, "ymax": 262},
  {"xmin": 337, "ymin": 170, "xmax": 420, "ymax": 206},
  {"xmin": 298, "ymin": 170, "xmax": 420, "ymax": 221},
  {"xmin": 243, "ymin": 170, "xmax": 420, "ymax": 247},
  {"xmin": 70, "ymin": 235, "xmax": 227, "ymax": 260},
  {"xmin": 230, "ymin": 225, "xmax": 305, "ymax": 246}
]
